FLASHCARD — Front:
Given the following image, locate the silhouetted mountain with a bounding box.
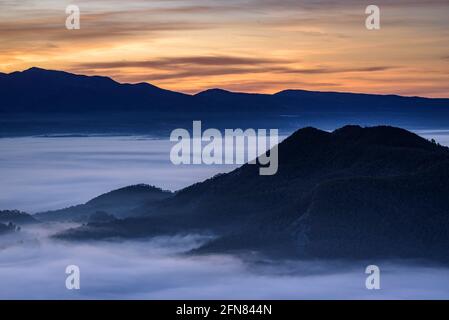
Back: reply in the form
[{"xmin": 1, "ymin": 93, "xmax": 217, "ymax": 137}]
[
  {"xmin": 274, "ymin": 89, "xmax": 449, "ymax": 113},
  {"xmin": 1, "ymin": 68, "xmax": 449, "ymax": 137},
  {"xmin": 0, "ymin": 67, "xmax": 188, "ymax": 113},
  {"xmin": 0, "ymin": 210, "xmax": 38, "ymax": 225},
  {"xmin": 35, "ymin": 184, "xmax": 173, "ymax": 222},
  {"xmin": 56, "ymin": 125, "xmax": 449, "ymax": 263}
]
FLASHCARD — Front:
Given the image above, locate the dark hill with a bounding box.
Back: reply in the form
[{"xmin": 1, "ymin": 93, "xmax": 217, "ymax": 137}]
[
  {"xmin": 56, "ymin": 126, "xmax": 449, "ymax": 263},
  {"xmin": 35, "ymin": 184, "xmax": 173, "ymax": 222},
  {"xmin": 0, "ymin": 67, "xmax": 189, "ymax": 113},
  {"xmin": 0, "ymin": 210, "xmax": 38, "ymax": 225}
]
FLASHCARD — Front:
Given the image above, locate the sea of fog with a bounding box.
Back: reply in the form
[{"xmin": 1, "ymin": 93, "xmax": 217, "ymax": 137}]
[
  {"xmin": 0, "ymin": 136, "xmax": 240, "ymax": 213},
  {"xmin": 1, "ymin": 131, "xmax": 448, "ymax": 213},
  {"xmin": 1, "ymin": 223, "xmax": 449, "ymax": 299},
  {"xmin": 1, "ymin": 130, "xmax": 449, "ymax": 299}
]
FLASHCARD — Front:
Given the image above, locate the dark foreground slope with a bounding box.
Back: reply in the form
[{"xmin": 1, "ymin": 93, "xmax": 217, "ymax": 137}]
[{"xmin": 57, "ymin": 126, "xmax": 449, "ymax": 262}]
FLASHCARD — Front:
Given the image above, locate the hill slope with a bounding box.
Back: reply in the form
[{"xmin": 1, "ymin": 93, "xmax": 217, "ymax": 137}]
[
  {"xmin": 35, "ymin": 184, "xmax": 173, "ymax": 222},
  {"xmin": 56, "ymin": 126, "xmax": 449, "ymax": 262},
  {"xmin": 0, "ymin": 210, "xmax": 38, "ymax": 225}
]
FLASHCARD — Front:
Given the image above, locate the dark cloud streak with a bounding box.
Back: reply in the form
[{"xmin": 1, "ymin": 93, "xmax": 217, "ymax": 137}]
[{"xmin": 72, "ymin": 56, "xmax": 396, "ymax": 82}]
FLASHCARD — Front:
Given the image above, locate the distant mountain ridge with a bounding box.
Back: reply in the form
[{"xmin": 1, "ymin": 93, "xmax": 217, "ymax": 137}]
[
  {"xmin": 55, "ymin": 125, "xmax": 449, "ymax": 263},
  {"xmin": 0, "ymin": 67, "xmax": 188, "ymax": 113},
  {"xmin": 1, "ymin": 67, "xmax": 449, "ymax": 137}
]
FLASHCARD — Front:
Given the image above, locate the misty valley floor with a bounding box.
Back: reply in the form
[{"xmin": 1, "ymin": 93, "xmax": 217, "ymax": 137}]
[
  {"xmin": 1, "ymin": 130, "xmax": 448, "ymax": 213},
  {"xmin": 1, "ymin": 223, "xmax": 449, "ymax": 299},
  {"xmin": 1, "ymin": 130, "xmax": 449, "ymax": 299}
]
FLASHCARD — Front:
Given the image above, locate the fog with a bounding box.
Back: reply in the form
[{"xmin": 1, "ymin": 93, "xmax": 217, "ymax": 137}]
[
  {"xmin": 1, "ymin": 130, "xmax": 449, "ymax": 299},
  {"xmin": 1, "ymin": 224, "xmax": 449, "ymax": 299},
  {"xmin": 0, "ymin": 130, "xmax": 447, "ymax": 213},
  {"xmin": 0, "ymin": 136, "xmax": 239, "ymax": 213}
]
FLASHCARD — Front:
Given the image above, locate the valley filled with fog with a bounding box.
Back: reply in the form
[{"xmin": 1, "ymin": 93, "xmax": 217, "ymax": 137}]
[
  {"xmin": 2, "ymin": 222, "xmax": 449, "ymax": 299},
  {"xmin": 2, "ymin": 130, "xmax": 448, "ymax": 213},
  {"xmin": 1, "ymin": 130, "xmax": 449, "ymax": 299}
]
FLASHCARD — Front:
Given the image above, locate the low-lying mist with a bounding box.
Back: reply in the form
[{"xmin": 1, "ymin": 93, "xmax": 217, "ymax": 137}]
[
  {"xmin": 1, "ymin": 224, "xmax": 449, "ymax": 299},
  {"xmin": 2, "ymin": 130, "xmax": 449, "ymax": 299}
]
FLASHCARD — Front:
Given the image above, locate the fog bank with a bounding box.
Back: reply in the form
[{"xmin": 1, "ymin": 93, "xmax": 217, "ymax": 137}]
[{"xmin": 1, "ymin": 225, "xmax": 449, "ymax": 299}]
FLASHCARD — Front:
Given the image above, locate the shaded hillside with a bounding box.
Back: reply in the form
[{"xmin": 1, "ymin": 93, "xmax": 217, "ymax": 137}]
[
  {"xmin": 36, "ymin": 184, "xmax": 173, "ymax": 222},
  {"xmin": 294, "ymin": 166, "xmax": 449, "ymax": 260},
  {"xmin": 56, "ymin": 126, "xmax": 449, "ymax": 262}
]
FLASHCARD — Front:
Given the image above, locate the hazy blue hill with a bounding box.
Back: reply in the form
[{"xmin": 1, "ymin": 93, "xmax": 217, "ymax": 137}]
[
  {"xmin": 194, "ymin": 88, "xmax": 278, "ymax": 112},
  {"xmin": 35, "ymin": 184, "xmax": 173, "ymax": 222},
  {"xmin": 2, "ymin": 68, "xmax": 449, "ymax": 137},
  {"xmin": 0, "ymin": 210, "xmax": 38, "ymax": 225},
  {"xmin": 274, "ymin": 89, "xmax": 449, "ymax": 113},
  {"xmin": 56, "ymin": 125, "xmax": 449, "ymax": 262}
]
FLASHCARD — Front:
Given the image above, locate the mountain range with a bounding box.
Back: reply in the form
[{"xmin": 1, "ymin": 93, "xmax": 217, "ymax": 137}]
[
  {"xmin": 2, "ymin": 67, "xmax": 449, "ymax": 137},
  {"xmin": 40, "ymin": 125, "xmax": 449, "ymax": 263}
]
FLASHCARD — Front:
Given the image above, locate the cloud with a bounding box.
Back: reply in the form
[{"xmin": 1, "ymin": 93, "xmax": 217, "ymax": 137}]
[
  {"xmin": 75, "ymin": 56, "xmax": 287, "ymax": 69},
  {"xmin": 0, "ymin": 18, "xmax": 212, "ymax": 43},
  {"xmin": 71, "ymin": 56, "xmax": 396, "ymax": 82},
  {"xmin": 242, "ymin": 0, "xmax": 449, "ymax": 11},
  {"xmin": 2, "ymin": 0, "xmax": 444, "ymax": 47},
  {"xmin": 70, "ymin": 55, "xmax": 294, "ymax": 81},
  {"xmin": 279, "ymin": 66, "xmax": 397, "ymax": 75}
]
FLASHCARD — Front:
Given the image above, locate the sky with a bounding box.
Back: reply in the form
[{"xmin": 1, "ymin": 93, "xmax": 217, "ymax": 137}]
[{"xmin": 0, "ymin": 0, "xmax": 448, "ymax": 97}]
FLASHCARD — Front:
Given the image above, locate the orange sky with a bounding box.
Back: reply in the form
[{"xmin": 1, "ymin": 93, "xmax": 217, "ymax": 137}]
[{"xmin": 0, "ymin": 0, "xmax": 448, "ymax": 97}]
